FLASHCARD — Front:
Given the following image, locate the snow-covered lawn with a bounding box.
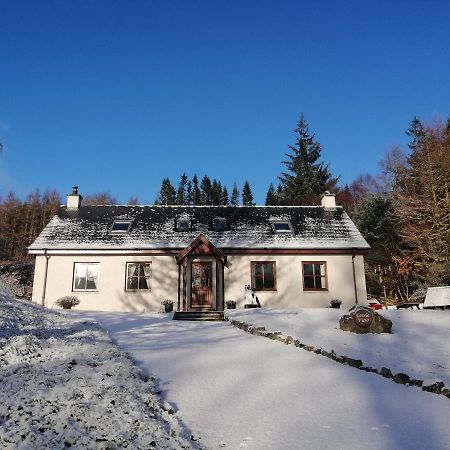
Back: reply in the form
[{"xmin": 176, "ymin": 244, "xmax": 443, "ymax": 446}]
[
  {"xmin": 228, "ymin": 308, "xmax": 450, "ymax": 387},
  {"xmin": 72, "ymin": 309, "xmax": 450, "ymax": 450},
  {"xmin": 0, "ymin": 293, "xmax": 195, "ymax": 449}
]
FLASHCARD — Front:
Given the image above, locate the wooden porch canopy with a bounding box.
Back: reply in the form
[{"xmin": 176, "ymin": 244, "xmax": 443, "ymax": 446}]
[{"xmin": 176, "ymin": 234, "xmax": 226, "ymax": 264}]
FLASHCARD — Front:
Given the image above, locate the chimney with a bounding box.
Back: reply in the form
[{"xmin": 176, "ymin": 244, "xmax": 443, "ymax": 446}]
[
  {"xmin": 321, "ymin": 191, "xmax": 336, "ymax": 208},
  {"xmin": 67, "ymin": 186, "xmax": 83, "ymax": 209}
]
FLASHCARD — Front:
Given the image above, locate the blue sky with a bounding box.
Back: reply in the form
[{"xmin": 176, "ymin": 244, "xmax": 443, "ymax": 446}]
[{"xmin": 1, "ymin": 0, "xmax": 449, "ymax": 204}]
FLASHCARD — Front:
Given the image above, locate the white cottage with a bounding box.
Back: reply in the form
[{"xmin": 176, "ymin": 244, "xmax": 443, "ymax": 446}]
[{"xmin": 29, "ymin": 188, "xmax": 369, "ymax": 312}]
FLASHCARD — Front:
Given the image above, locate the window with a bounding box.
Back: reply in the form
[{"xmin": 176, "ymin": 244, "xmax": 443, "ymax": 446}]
[
  {"xmin": 214, "ymin": 218, "xmax": 226, "ymax": 232},
  {"xmin": 126, "ymin": 262, "xmax": 151, "ymax": 290},
  {"xmin": 251, "ymin": 261, "xmax": 276, "ymax": 291},
  {"xmin": 271, "ymin": 220, "xmax": 293, "ymax": 234},
  {"xmin": 111, "ymin": 220, "xmax": 132, "ymax": 233},
  {"xmin": 73, "ymin": 263, "xmax": 99, "ymax": 291},
  {"xmin": 177, "ymin": 219, "xmax": 190, "ymax": 231},
  {"xmin": 302, "ymin": 262, "xmax": 327, "ymax": 291}
]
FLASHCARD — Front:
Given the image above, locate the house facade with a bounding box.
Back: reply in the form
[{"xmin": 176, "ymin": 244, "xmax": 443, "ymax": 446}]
[{"xmin": 29, "ymin": 188, "xmax": 370, "ymax": 312}]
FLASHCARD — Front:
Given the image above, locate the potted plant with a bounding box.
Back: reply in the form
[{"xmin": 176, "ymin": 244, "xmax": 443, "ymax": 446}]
[
  {"xmin": 56, "ymin": 295, "xmax": 80, "ymax": 310},
  {"xmin": 161, "ymin": 299, "xmax": 174, "ymax": 313},
  {"xmin": 226, "ymin": 300, "xmax": 236, "ymax": 310},
  {"xmin": 330, "ymin": 299, "xmax": 342, "ymax": 309}
]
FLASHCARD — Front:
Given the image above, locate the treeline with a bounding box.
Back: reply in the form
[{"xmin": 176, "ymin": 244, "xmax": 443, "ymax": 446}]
[
  {"xmin": 0, "ymin": 190, "xmax": 61, "ymax": 262},
  {"xmin": 155, "ymin": 175, "xmax": 255, "ymax": 206},
  {"xmin": 351, "ymin": 118, "xmax": 450, "ymax": 302}
]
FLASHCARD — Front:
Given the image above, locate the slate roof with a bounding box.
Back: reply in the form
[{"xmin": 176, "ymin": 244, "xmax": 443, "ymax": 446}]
[{"xmin": 28, "ymin": 205, "xmax": 370, "ymax": 251}]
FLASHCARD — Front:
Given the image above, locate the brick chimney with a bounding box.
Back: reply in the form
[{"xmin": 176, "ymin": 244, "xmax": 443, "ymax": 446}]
[
  {"xmin": 66, "ymin": 186, "xmax": 83, "ymax": 209},
  {"xmin": 321, "ymin": 191, "xmax": 336, "ymax": 208}
]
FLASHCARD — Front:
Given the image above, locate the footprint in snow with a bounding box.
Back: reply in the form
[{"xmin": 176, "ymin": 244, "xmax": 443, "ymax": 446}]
[{"xmin": 370, "ymin": 427, "xmax": 380, "ymax": 432}]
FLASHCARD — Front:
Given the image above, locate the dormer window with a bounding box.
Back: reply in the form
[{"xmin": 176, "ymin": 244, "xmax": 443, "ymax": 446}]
[
  {"xmin": 111, "ymin": 220, "xmax": 132, "ymax": 233},
  {"xmin": 214, "ymin": 218, "xmax": 226, "ymax": 232},
  {"xmin": 177, "ymin": 219, "xmax": 190, "ymax": 231},
  {"xmin": 271, "ymin": 220, "xmax": 293, "ymax": 234}
]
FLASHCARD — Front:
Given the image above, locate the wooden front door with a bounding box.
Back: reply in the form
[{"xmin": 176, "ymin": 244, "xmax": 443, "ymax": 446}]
[{"xmin": 191, "ymin": 261, "xmax": 213, "ymax": 308}]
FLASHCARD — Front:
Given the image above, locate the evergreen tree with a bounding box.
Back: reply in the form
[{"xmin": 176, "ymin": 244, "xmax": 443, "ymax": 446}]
[
  {"xmin": 221, "ymin": 186, "xmax": 229, "ymax": 205},
  {"xmin": 191, "ymin": 175, "xmax": 201, "ymax": 205},
  {"xmin": 406, "ymin": 116, "xmax": 425, "ymax": 151},
  {"xmin": 186, "ymin": 181, "xmax": 193, "ymax": 205},
  {"xmin": 211, "ymin": 179, "xmax": 222, "ymax": 205},
  {"xmin": 277, "ymin": 114, "xmax": 337, "ymax": 205},
  {"xmin": 200, "ymin": 175, "xmax": 212, "ymax": 205},
  {"xmin": 265, "ymin": 183, "xmax": 278, "ymax": 206},
  {"xmin": 176, "ymin": 173, "xmax": 188, "ymax": 205},
  {"xmin": 156, "ymin": 178, "xmax": 176, "ymax": 205},
  {"xmin": 242, "ymin": 181, "xmax": 254, "ymax": 206},
  {"xmin": 230, "ymin": 182, "xmax": 240, "ymax": 206}
]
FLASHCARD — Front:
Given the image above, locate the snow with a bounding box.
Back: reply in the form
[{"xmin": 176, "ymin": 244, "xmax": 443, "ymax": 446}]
[
  {"xmin": 228, "ymin": 308, "xmax": 450, "ymax": 387},
  {"xmin": 0, "ymin": 293, "xmax": 196, "ymax": 449},
  {"xmin": 70, "ymin": 309, "xmax": 450, "ymax": 450}
]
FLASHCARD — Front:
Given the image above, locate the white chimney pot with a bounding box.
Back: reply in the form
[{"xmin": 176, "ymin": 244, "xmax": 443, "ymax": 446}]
[{"xmin": 321, "ymin": 191, "xmax": 336, "ymax": 208}]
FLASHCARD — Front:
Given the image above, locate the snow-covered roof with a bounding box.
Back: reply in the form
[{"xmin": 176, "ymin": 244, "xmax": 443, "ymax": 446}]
[{"xmin": 29, "ymin": 205, "xmax": 370, "ymax": 251}]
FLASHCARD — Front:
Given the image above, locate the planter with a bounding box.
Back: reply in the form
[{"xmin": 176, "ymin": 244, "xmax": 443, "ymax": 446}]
[
  {"xmin": 244, "ymin": 304, "xmax": 259, "ymax": 309},
  {"xmin": 226, "ymin": 301, "xmax": 236, "ymax": 310},
  {"xmin": 164, "ymin": 303, "xmax": 174, "ymax": 313}
]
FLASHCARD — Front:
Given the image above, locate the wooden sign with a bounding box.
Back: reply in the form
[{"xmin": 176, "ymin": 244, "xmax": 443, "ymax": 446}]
[{"xmin": 353, "ymin": 308, "xmax": 373, "ymax": 328}]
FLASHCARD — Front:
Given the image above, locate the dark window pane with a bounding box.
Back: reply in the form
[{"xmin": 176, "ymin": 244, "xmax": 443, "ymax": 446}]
[
  {"xmin": 304, "ymin": 277, "xmax": 315, "ymax": 289},
  {"xmin": 138, "ymin": 277, "xmax": 149, "ymax": 290},
  {"xmin": 264, "ymin": 273, "xmax": 274, "ymax": 289},
  {"xmin": 178, "ymin": 221, "xmax": 190, "ymax": 231},
  {"xmin": 214, "ymin": 220, "xmax": 226, "ymax": 232},
  {"xmin": 112, "ymin": 221, "xmax": 131, "ymax": 231},
  {"xmin": 314, "ymin": 276, "xmax": 322, "ymax": 289},
  {"xmin": 303, "ymin": 264, "xmax": 313, "ymax": 276},
  {"xmin": 127, "ymin": 277, "xmax": 138, "ymax": 290},
  {"xmin": 274, "ymin": 222, "xmax": 291, "ymax": 231}
]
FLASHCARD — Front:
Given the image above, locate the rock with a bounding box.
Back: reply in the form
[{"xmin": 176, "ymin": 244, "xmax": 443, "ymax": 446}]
[
  {"xmin": 422, "ymin": 381, "xmax": 445, "ymax": 395},
  {"xmin": 339, "ymin": 306, "xmax": 392, "ymax": 334},
  {"xmin": 393, "ymin": 373, "xmax": 410, "ymax": 385}
]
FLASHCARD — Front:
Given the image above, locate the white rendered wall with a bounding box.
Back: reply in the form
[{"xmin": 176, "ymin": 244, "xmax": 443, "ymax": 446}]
[
  {"xmin": 32, "ymin": 254, "xmax": 179, "ymax": 312},
  {"xmin": 224, "ymin": 254, "xmax": 367, "ymax": 309},
  {"xmin": 32, "ymin": 253, "xmax": 367, "ymax": 312}
]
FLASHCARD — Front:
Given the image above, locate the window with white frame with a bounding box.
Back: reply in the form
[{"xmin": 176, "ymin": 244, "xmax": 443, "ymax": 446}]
[
  {"xmin": 73, "ymin": 263, "xmax": 99, "ymax": 291},
  {"xmin": 302, "ymin": 262, "xmax": 327, "ymax": 291},
  {"xmin": 126, "ymin": 262, "xmax": 152, "ymax": 290}
]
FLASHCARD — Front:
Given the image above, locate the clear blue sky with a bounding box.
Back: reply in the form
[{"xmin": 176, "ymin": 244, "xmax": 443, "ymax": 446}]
[{"xmin": 1, "ymin": 0, "xmax": 449, "ymax": 204}]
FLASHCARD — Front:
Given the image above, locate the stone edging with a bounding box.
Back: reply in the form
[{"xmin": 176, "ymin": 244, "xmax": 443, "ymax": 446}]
[{"xmin": 226, "ymin": 318, "xmax": 450, "ymax": 400}]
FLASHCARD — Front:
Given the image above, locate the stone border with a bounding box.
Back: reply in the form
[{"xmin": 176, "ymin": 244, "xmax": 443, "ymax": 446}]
[{"xmin": 227, "ymin": 318, "xmax": 450, "ymax": 400}]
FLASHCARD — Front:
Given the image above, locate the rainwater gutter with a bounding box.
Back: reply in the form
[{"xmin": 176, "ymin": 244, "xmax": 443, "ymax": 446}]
[
  {"xmin": 41, "ymin": 249, "xmax": 51, "ymax": 306},
  {"xmin": 352, "ymin": 248, "xmax": 358, "ymax": 304}
]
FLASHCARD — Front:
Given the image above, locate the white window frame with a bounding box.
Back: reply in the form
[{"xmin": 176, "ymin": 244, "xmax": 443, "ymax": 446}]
[
  {"xmin": 73, "ymin": 262, "xmax": 99, "ymax": 292},
  {"xmin": 125, "ymin": 262, "xmax": 152, "ymax": 291}
]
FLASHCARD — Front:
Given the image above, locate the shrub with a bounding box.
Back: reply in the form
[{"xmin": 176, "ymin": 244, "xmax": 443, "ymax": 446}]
[
  {"xmin": 330, "ymin": 299, "xmax": 342, "ymax": 309},
  {"xmin": 226, "ymin": 300, "xmax": 236, "ymax": 309},
  {"xmin": 56, "ymin": 295, "xmax": 80, "ymax": 310}
]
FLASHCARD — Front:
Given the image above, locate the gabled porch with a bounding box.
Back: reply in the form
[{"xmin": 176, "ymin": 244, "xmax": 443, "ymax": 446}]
[{"xmin": 176, "ymin": 234, "xmax": 226, "ymax": 312}]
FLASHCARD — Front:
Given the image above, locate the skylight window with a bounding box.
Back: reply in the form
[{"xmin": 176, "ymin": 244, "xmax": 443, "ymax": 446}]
[
  {"xmin": 214, "ymin": 218, "xmax": 226, "ymax": 232},
  {"xmin": 271, "ymin": 220, "xmax": 293, "ymax": 234},
  {"xmin": 177, "ymin": 219, "xmax": 190, "ymax": 231},
  {"xmin": 111, "ymin": 220, "xmax": 132, "ymax": 233}
]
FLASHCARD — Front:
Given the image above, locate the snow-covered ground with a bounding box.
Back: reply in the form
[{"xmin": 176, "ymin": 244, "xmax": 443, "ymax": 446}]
[
  {"xmin": 228, "ymin": 308, "xmax": 450, "ymax": 387},
  {"xmin": 71, "ymin": 309, "xmax": 450, "ymax": 450},
  {"xmin": 0, "ymin": 293, "xmax": 195, "ymax": 449}
]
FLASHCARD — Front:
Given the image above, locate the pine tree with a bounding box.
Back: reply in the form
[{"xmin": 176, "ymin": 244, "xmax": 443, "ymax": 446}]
[
  {"xmin": 191, "ymin": 175, "xmax": 201, "ymax": 205},
  {"xmin": 221, "ymin": 186, "xmax": 229, "ymax": 205},
  {"xmin": 156, "ymin": 178, "xmax": 176, "ymax": 205},
  {"xmin": 176, "ymin": 173, "xmax": 188, "ymax": 205},
  {"xmin": 211, "ymin": 179, "xmax": 222, "ymax": 205},
  {"xmin": 186, "ymin": 181, "xmax": 193, "ymax": 205},
  {"xmin": 230, "ymin": 182, "xmax": 240, "ymax": 206},
  {"xmin": 200, "ymin": 175, "xmax": 212, "ymax": 205},
  {"xmin": 265, "ymin": 183, "xmax": 278, "ymax": 206},
  {"xmin": 277, "ymin": 114, "xmax": 337, "ymax": 205},
  {"xmin": 242, "ymin": 181, "xmax": 254, "ymax": 206}
]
